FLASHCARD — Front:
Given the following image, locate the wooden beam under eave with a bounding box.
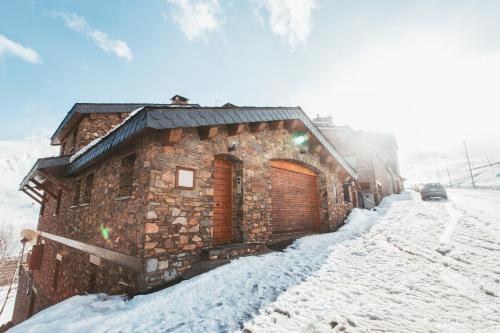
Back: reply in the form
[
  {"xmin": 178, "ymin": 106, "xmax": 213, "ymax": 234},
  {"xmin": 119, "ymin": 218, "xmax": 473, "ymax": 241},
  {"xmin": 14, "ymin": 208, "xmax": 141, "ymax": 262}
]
[
  {"xmin": 320, "ymin": 153, "xmax": 333, "ymax": 165},
  {"xmin": 198, "ymin": 126, "xmax": 218, "ymax": 140},
  {"xmin": 268, "ymin": 120, "xmax": 284, "ymax": 131},
  {"xmin": 31, "ymin": 179, "xmax": 57, "ymax": 199},
  {"xmin": 310, "ymin": 141, "xmax": 323, "ymax": 154},
  {"xmin": 38, "ymin": 170, "xmax": 70, "ymax": 192},
  {"xmin": 227, "ymin": 124, "xmax": 245, "ymax": 136},
  {"xmin": 249, "ymin": 122, "xmax": 267, "ymax": 133},
  {"xmin": 22, "ymin": 189, "xmax": 42, "ymax": 204},
  {"xmin": 161, "ymin": 128, "xmax": 183, "ymax": 145},
  {"xmin": 25, "ymin": 184, "xmax": 44, "ymax": 200},
  {"xmin": 285, "ymin": 119, "xmax": 301, "ymax": 131}
]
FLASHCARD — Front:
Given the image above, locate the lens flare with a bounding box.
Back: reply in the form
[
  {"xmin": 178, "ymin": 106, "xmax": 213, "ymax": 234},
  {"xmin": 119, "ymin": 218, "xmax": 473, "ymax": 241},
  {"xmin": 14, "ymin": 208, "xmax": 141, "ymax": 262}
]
[
  {"xmin": 100, "ymin": 224, "xmax": 110, "ymax": 240},
  {"xmin": 292, "ymin": 132, "xmax": 308, "ymax": 145}
]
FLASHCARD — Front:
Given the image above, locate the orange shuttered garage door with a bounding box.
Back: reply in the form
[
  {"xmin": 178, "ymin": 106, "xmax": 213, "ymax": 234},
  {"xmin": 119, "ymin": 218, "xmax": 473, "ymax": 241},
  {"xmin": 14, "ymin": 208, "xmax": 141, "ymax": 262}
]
[{"xmin": 271, "ymin": 160, "xmax": 320, "ymax": 236}]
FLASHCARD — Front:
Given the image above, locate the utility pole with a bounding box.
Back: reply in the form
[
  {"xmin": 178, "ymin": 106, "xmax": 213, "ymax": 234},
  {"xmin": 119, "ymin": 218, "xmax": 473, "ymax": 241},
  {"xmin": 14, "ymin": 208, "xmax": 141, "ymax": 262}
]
[
  {"xmin": 463, "ymin": 140, "xmax": 476, "ymax": 188},
  {"xmin": 444, "ymin": 157, "xmax": 453, "ymax": 187}
]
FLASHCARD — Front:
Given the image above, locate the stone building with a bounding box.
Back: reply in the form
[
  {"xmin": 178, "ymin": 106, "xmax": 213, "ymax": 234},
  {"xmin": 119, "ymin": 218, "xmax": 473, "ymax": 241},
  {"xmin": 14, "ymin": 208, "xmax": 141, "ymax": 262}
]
[
  {"xmin": 12, "ymin": 96, "xmax": 358, "ymax": 324},
  {"xmin": 313, "ymin": 115, "xmax": 404, "ymax": 208}
]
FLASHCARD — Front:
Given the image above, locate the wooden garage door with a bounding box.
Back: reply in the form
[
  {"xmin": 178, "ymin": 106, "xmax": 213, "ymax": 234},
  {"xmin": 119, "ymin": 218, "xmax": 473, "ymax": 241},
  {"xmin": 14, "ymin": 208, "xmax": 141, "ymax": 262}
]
[
  {"xmin": 271, "ymin": 160, "xmax": 320, "ymax": 235},
  {"xmin": 213, "ymin": 159, "xmax": 232, "ymax": 245}
]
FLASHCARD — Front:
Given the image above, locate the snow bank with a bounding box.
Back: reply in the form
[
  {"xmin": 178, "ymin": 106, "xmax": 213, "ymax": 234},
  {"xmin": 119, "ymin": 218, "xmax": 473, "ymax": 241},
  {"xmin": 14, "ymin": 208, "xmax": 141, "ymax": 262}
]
[
  {"xmin": 243, "ymin": 190, "xmax": 500, "ymax": 332},
  {"xmin": 7, "ymin": 197, "xmax": 396, "ymax": 333}
]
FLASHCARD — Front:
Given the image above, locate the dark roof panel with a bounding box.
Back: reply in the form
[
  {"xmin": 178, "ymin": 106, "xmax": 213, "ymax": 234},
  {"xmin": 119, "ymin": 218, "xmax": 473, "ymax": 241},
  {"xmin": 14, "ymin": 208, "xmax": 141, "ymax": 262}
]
[
  {"xmin": 19, "ymin": 155, "xmax": 71, "ymax": 189},
  {"xmin": 51, "ymin": 103, "xmax": 201, "ymax": 145},
  {"xmin": 65, "ymin": 107, "xmax": 357, "ymax": 178}
]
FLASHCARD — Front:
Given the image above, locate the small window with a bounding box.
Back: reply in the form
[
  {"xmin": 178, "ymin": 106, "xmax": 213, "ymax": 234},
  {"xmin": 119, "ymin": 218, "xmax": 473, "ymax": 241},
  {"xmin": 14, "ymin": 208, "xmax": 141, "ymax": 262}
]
[
  {"xmin": 71, "ymin": 127, "xmax": 78, "ymax": 151},
  {"xmin": 61, "ymin": 141, "xmax": 66, "ymax": 155},
  {"xmin": 87, "ymin": 271, "xmax": 97, "ymax": 293},
  {"xmin": 332, "ymin": 184, "xmax": 338, "ymax": 204},
  {"xmin": 360, "ymin": 182, "xmax": 370, "ymax": 191},
  {"xmin": 55, "ymin": 190, "xmax": 62, "ymax": 215},
  {"xmin": 52, "ymin": 258, "xmax": 61, "ymax": 290},
  {"xmin": 73, "ymin": 180, "xmax": 81, "ymax": 205},
  {"xmin": 83, "ymin": 174, "xmax": 94, "ymax": 204},
  {"xmin": 119, "ymin": 154, "xmax": 136, "ymax": 197},
  {"xmin": 176, "ymin": 167, "xmax": 195, "ymax": 189},
  {"xmin": 343, "ymin": 183, "xmax": 351, "ymax": 203},
  {"xmin": 27, "ymin": 288, "xmax": 36, "ymax": 318},
  {"xmin": 40, "ymin": 194, "xmax": 46, "ymax": 216}
]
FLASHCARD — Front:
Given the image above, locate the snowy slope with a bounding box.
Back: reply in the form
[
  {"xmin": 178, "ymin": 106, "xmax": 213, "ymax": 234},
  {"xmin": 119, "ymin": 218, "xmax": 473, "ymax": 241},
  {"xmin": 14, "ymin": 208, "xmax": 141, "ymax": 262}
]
[
  {"xmin": 9, "ymin": 190, "xmax": 500, "ymax": 333},
  {"xmin": 6, "ymin": 198, "xmax": 392, "ymax": 333},
  {"xmin": 402, "ymin": 151, "xmax": 500, "ymax": 190},
  {"xmin": 244, "ymin": 189, "xmax": 500, "ymax": 332},
  {"xmin": 0, "ymin": 138, "xmax": 57, "ymax": 256}
]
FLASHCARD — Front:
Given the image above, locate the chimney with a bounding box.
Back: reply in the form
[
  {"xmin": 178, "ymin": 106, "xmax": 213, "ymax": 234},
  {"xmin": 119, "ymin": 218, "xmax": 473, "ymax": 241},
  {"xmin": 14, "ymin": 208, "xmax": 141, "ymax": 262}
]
[
  {"xmin": 312, "ymin": 114, "xmax": 334, "ymax": 128},
  {"xmin": 170, "ymin": 95, "xmax": 189, "ymax": 105}
]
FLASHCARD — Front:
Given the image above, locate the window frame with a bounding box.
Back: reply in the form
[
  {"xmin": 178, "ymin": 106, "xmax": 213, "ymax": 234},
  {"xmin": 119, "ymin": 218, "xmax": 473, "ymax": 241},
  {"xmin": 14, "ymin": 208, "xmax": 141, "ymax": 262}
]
[
  {"xmin": 72, "ymin": 179, "xmax": 82, "ymax": 206},
  {"xmin": 52, "ymin": 257, "xmax": 62, "ymax": 290},
  {"xmin": 82, "ymin": 173, "xmax": 94, "ymax": 204},
  {"xmin": 55, "ymin": 189, "xmax": 62, "ymax": 215},
  {"xmin": 118, "ymin": 153, "xmax": 136, "ymax": 198},
  {"xmin": 343, "ymin": 182, "xmax": 352, "ymax": 204},
  {"xmin": 175, "ymin": 166, "xmax": 196, "ymax": 190}
]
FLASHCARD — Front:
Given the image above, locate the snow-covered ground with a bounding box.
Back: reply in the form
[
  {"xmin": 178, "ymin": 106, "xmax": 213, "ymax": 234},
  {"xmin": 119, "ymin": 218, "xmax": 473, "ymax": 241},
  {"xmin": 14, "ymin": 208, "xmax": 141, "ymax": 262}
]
[
  {"xmin": 8, "ymin": 189, "xmax": 500, "ymax": 333},
  {"xmin": 244, "ymin": 189, "xmax": 500, "ymax": 333}
]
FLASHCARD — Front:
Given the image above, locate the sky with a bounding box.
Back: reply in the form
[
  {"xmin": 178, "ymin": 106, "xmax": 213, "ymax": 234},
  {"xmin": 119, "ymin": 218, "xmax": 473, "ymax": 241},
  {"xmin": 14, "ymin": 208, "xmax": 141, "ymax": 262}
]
[{"xmin": 1, "ymin": 0, "xmax": 499, "ymax": 165}]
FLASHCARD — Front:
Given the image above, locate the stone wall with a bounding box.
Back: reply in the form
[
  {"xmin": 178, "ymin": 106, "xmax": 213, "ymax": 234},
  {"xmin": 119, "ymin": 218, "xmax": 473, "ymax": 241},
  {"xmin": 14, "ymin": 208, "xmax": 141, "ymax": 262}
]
[
  {"xmin": 141, "ymin": 124, "xmax": 353, "ymax": 289},
  {"xmin": 60, "ymin": 113, "xmax": 128, "ymax": 155},
  {"xmin": 13, "ymin": 119, "xmax": 355, "ymax": 322},
  {"xmin": 14, "ymin": 136, "xmax": 154, "ymax": 322},
  {"xmin": 12, "ymin": 266, "xmax": 32, "ymax": 324},
  {"xmin": 319, "ymin": 127, "xmax": 396, "ymax": 204}
]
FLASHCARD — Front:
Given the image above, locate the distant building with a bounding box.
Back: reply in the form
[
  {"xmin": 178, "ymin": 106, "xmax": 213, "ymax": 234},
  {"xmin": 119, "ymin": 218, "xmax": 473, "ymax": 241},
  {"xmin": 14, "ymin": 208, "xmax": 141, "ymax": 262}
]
[
  {"xmin": 313, "ymin": 115, "xmax": 404, "ymax": 208},
  {"xmin": 12, "ymin": 97, "xmax": 359, "ymax": 325}
]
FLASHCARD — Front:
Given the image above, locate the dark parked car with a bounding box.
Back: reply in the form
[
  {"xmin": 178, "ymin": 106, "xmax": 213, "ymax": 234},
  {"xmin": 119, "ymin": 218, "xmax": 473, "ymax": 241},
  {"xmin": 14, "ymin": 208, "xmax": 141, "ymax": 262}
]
[{"xmin": 421, "ymin": 183, "xmax": 448, "ymax": 200}]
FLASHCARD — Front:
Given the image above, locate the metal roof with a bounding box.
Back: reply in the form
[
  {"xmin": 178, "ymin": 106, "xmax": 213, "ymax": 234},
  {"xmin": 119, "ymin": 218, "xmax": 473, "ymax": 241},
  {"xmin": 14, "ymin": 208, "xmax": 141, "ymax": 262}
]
[
  {"xmin": 65, "ymin": 106, "xmax": 357, "ymax": 178},
  {"xmin": 50, "ymin": 103, "xmax": 201, "ymax": 145},
  {"xmin": 19, "ymin": 155, "xmax": 71, "ymax": 190}
]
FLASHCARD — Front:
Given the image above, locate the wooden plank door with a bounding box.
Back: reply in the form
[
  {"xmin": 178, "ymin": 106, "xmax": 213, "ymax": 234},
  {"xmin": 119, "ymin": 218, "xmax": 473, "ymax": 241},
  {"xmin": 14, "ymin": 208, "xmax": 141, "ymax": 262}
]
[{"xmin": 213, "ymin": 159, "xmax": 232, "ymax": 245}]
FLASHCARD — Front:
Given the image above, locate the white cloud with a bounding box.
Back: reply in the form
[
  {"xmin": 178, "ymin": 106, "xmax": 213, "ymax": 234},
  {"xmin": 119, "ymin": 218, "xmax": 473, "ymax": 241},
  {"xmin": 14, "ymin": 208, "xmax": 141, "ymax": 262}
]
[
  {"xmin": 52, "ymin": 11, "xmax": 133, "ymax": 62},
  {"xmin": 0, "ymin": 34, "xmax": 41, "ymax": 64},
  {"xmin": 167, "ymin": 0, "xmax": 222, "ymax": 42},
  {"xmin": 257, "ymin": 0, "xmax": 317, "ymax": 48},
  {"xmin": 88, "ymin": 30, "xmax": 133, "ymax": 62}
]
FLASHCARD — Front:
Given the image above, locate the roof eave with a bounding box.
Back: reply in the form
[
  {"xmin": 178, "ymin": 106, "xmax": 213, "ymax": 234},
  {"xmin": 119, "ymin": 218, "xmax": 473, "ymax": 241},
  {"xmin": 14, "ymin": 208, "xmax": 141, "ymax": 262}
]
[
  {"xmin": 50, "ymin": 103, "xmax": 81, "ymax": 145},
  {"xmin": 66, "ymin": 107, "xmax": 357, "ymax": 179},
  {"xmin": 19, "ymin": 156, "xmax": 71, "ymax": 190}
]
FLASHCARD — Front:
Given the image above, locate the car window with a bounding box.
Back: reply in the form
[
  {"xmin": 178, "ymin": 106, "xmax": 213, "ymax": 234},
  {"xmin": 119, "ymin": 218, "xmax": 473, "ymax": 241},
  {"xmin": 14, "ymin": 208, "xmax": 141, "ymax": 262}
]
[{"xmin": 424, "ymin": 183, "xmax": 443, "ymax": 188}]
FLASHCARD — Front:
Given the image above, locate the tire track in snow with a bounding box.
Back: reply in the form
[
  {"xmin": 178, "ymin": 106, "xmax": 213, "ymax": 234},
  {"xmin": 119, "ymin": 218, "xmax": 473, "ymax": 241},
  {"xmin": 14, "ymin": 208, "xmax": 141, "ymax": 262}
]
[{"xmin": 243, "ymin": 191, "xmax": 500, "ymax": 333}]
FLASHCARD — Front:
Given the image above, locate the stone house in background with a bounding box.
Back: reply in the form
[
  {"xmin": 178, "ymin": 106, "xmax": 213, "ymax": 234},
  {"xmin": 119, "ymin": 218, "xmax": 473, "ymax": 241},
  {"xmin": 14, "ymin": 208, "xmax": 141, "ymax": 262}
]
[
  {"xmin": 313, "ymin": 115, "xmax": 404, "ymax": 208},
  {"xmin": 12, "ymin": 96, "xmax": 358, "ymax": 324}
]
